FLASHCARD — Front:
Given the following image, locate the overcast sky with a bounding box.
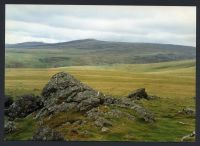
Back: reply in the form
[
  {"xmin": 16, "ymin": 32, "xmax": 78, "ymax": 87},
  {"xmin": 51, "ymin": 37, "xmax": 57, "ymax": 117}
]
[{"xmin": 6, "ymin": 5, "xmax": 196, "ymax": 46}]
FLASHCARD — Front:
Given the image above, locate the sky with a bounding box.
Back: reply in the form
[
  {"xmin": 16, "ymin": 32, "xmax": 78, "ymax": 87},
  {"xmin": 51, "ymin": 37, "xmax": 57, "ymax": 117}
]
[{"xmin": 6, "ymin": 5, "xmax": 196, "ymax": 46}]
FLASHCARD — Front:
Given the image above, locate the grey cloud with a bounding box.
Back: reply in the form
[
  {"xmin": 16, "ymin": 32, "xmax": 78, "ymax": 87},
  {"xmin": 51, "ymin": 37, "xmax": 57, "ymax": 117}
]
[{"xmin": 5, "ymin": 5, "xmax": 196, "ymax": 46}]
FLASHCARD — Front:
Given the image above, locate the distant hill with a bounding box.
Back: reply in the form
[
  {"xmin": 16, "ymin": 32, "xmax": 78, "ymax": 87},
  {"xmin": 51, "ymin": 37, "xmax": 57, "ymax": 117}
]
[
  {"xmin": 6, "ymin": 42, "xmax": 50, "ymax": 48},
  {"xmin": 5, "ymin": 39, "xmax": 196, "ymax": 68}
]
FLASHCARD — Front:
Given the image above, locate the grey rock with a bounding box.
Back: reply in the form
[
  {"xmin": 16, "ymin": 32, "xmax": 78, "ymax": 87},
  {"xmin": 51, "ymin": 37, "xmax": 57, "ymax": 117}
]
[
  {"xmin": 94, "ymin": 117, "xmax": 112, "ymax": 127},
  {"xmin": 114, "ymin": 98, "xmax": 155, "ymax": 123},
  {"xmin": 5, "ymin": 94, "xmax": 43, "ymax": 120},
  {"xmin": 101, "ymin": 127, "xmax": 109, "ymax": 133},
  {"xmin": 130, "ymin": 104, "xmax": 155, "ymax": 123},
  {"xmin": 77, "ymin": 98, "xmax": 100, "ymax": 111},
  {"xmin": 35, "ymin": 72, "xmax": 155, "ymax": 124},
  {"xmin": 127, "ymin": 88, "xmax": 148, "ymax": 100},
  {"xmin": 4, "ymin": 121, "xmax": 16, "ymax": 134},
  {"xmin": 182, "ymin": 108, "xmax": 195, "ymax": 116},
  {"xmin": 104, "ymin": 109, "xmax": 123, "ymax": 118},
  {"xmin": 177, "ymin": 108, "xmax": 195, "ymax": 116},
  {"xmin": 36, "ymin": 72, "xmax": 104, "ymax": 118},
  {"xmin": 32, "ymin": 127, "xmax": 65, "ymax": 141}
]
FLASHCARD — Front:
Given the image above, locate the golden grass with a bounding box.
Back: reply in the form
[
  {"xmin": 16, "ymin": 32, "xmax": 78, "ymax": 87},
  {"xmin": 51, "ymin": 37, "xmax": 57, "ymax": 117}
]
[{"xmin": 5, "ymin": 60, "xmax": 195, "ymax": 99}]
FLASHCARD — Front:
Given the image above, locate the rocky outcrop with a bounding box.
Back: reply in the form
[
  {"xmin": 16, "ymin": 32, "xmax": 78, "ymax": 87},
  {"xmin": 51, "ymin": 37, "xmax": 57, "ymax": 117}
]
[
  {"xmin": 32, "ymin": 126, "xmax": 65, "ymax": 141},
  {"xmin": 35, "ymin": 72, "xmax": 155, "ymax": 123},
  {"xmin": 36, "ymin": 72, "xmax": 104, "ymax": 118},
  {"xmin": 5, "ymin": 94, "xmax": 44, "ymax": 120},
  {"xmin": 103, "ymin": 97, "xmax": 155, "ymax": 123},
  {"xmin": 4, "ymin": 71, "xmax": 158, "ymax": 141},
  {"xmin": 127, "ymin": 88, "xmax": 149, "ymax": 100}
]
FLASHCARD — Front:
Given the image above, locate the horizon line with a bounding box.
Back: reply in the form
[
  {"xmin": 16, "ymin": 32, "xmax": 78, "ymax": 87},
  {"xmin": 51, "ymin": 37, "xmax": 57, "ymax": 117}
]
[{"xmin": 6, "ymin": 38, "xmax": 196, "ymax": 48}]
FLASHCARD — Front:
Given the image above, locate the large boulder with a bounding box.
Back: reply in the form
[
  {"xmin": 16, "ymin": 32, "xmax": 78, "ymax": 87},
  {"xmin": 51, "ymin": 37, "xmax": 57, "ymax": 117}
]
[
  {"xmin": 5, "ymin": 94, "xmax": 43, "ymax": 120},
  {"xmin": 36, "ymin": 72, "xmax": 105, "ymax": 118},
  {"xmin": 127, "ymin": 88, "xmax": 149, "ymax": 100}
]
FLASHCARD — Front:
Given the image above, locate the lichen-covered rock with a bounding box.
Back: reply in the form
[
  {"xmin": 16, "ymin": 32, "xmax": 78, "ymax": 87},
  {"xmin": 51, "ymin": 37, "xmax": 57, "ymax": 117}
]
[
  {"xmin": 4, "ymin": 121, "xmax": 16, "ymax": 134},
  {"xmin": 127, "ymin": 88, "xmax": 148, "ymax": 100},
  {"xmin": 110, "ymin": 98, "xmax": 155, "ymax": 123},
  {"xmin": 103, "ymin": 97, "xmax": 121, "ymax": 105},
  {"xmin": 5, "ymin": 94, "xmax": 43, "ymax": 120},
  {"xmin": 36, "ymin": 72, "xmax": 105, "ymax": 118},
  {"xmin": 32, "ymin": 127, "xmax": 64, "ymax": 141},
  {"xmin": 36, "ymin": 72, "xmax": 155, "ymax": 124},
  {"xmin": 130, "ymin": 104, "xmax": 155, "ymax": 123}
]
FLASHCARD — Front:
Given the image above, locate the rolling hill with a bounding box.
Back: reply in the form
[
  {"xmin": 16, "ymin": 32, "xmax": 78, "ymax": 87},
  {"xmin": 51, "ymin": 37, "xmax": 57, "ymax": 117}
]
[{"xmin": 5, "ymin": 39, "xmax": 196, "ymax": 68}]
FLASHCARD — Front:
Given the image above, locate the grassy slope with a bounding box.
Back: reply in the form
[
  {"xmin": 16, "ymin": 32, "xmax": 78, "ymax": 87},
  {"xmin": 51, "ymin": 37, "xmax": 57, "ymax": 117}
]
[
  {"xmin": 5, "ymin": 40, "xmax": 195, "ymax": 68},
  {"xmin": 5, "ymin": 59, "xmax": 195, "ymax": 141}
]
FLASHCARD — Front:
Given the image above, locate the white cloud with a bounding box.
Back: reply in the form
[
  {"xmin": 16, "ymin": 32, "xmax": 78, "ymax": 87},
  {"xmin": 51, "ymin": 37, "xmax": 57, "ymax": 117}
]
[{"xmin": 5, "ymin": 5, "xmax": 196, "ymax": 46}]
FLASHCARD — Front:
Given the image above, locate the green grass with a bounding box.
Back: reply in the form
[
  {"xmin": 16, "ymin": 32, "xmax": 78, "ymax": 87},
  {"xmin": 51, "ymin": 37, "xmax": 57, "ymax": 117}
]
[
  {"xmin": 5, "ymin": 115, "xmax": 37, "ymax": 141},
  {"xmin": 5, "ymin": 59, "xmax": 196, "ymax": 141}
]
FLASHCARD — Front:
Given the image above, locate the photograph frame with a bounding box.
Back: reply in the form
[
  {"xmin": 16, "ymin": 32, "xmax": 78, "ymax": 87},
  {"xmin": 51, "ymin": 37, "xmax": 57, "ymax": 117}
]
[{"xmin": 0, "ymin": 0, "xmax": 199, "ymax": 146}]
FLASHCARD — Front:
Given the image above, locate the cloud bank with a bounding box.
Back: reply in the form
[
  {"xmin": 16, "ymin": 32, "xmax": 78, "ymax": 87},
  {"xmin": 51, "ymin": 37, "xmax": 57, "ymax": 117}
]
[{"xmin": 6, "ymin": 5, "xmax": 196, "ymax": 46}]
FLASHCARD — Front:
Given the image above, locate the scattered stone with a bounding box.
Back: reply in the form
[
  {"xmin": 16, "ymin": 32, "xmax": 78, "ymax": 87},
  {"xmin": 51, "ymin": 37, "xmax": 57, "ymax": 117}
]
[
  {"xmin": 5, "ymin": 94, "xmax": 43, "ymax": 120},
  {"xmin": 177, "ymin": 108, "xmax": 195, "ymax": 116},
  {"xmin": 94, "ymin": 117, "xmax": 112, "ymax": 128},
  {"xmin": 108, "ymin": 98, "xmax": 155, "ymax": 123},
  {"xmin": 101, "ymin": 127, "xmax": 109, "ymax": 133},
  {"xmin": 181, "ymin": 131, "xmax": 195, "ymax": 142},
  {"xmin": 182, "ymin": 108, "xmax": 195, "ymax": 116},
  {"xmin": 86, "ymin": 107, "xmax": 103, "ymax": 121},
  {"xmin": 130, "ymin": 104, "xmax": 155, "ymax": 123},
  {"xmin": 127, "ymin": 88, "xmax": 148, "ymax": 100},
  {"xmin": 32, "ymin": 126, "xmax": 64, "ymax": 141},
  {"xmin": 4, "ymin": 121, "xmax": 16, "ymax": 134},
  {"xmin": 104, "ymin": 109, "xmax": 123, "ymax": 118}
]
